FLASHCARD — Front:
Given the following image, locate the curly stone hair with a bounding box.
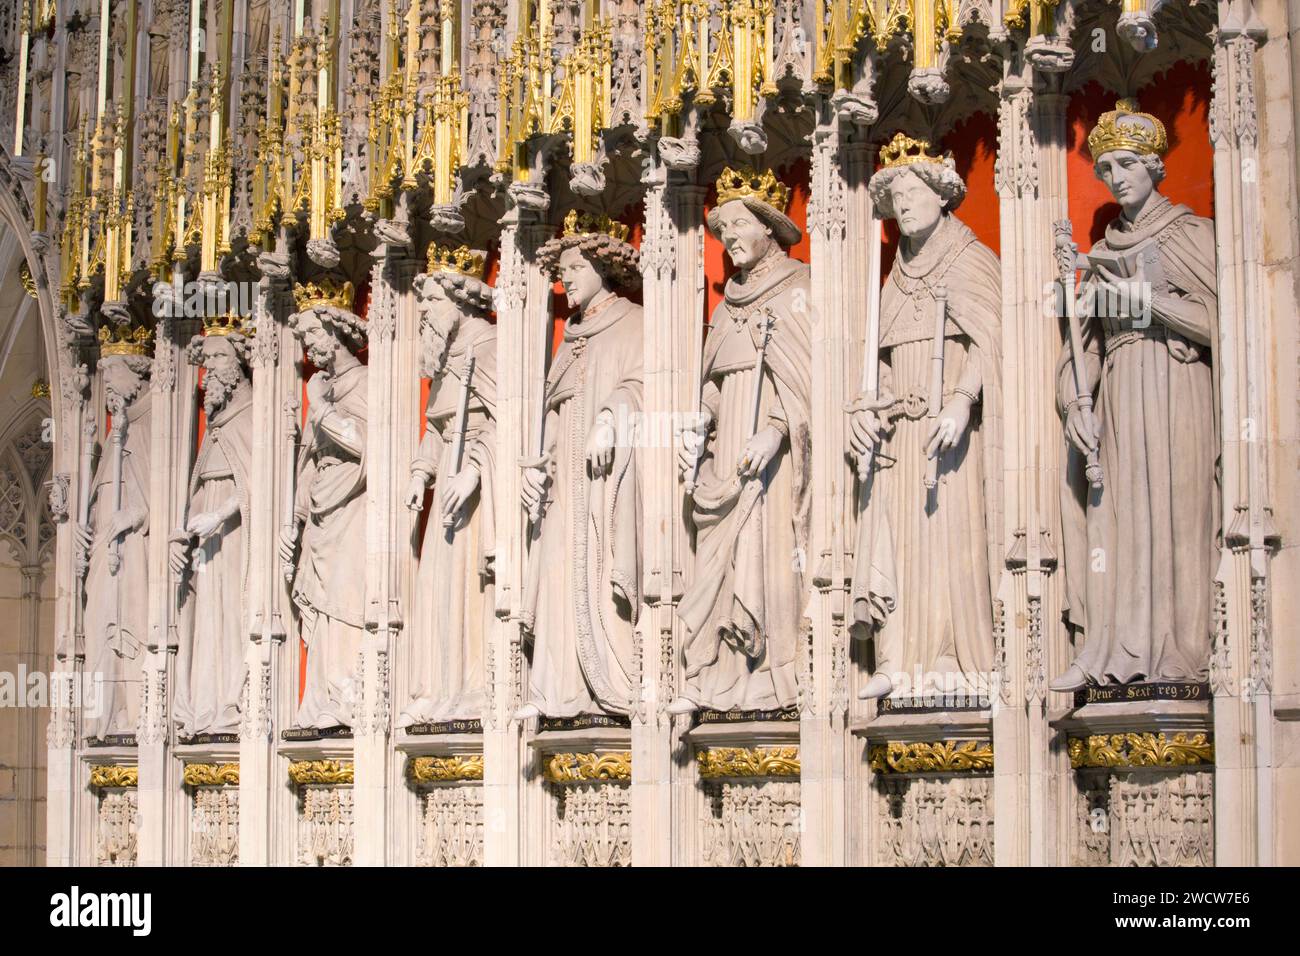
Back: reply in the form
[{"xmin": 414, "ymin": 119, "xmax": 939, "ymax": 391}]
[
  {"xmin": 184, "ymin": 332, "xmax": 254, "ymax": 367},
  {"xmin": 536, "ymin": 232, "xmax": 641, "ymax": 291},
  {"xmin": 424, "ymin": 271, "xmax": 495, "ymax": 316},
  {"xmin": 867, "ymin": 161, "xmax": 968, "ymax": 219},
  {"xmin": 289, "ymin": 304, "xmax": 369, "ymax": 349}
]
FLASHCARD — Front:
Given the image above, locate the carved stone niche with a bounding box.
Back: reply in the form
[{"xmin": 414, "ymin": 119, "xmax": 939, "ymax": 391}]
[
  {"xmin": 182, "ymin": 763, "xmax": 240, "ymax": 867},
  {"xmin": 1068, "ymin": 734, "xmax": 1215, "ymax": 867},
  {"xmin": 288, "ymin": 759, "xmax": 355, "ymax": 867},
  {"xmin": 689, "ymin": 721, "xmax": 802, "ymax": 867},
  {"xmin": 89, "ymin": 764, "xmax": 140, "ymax": 867},
  {"xmin": 1056, "ymin": 698, "xmax": 1214, "ymax": 867},
  {"xmin": 406, "ymin": 752, "xmax": 486, "ymax": 867},
  {"xmin": 855, "ymin": 709, "xmax": 995, "ymax": 866},
  {"xmin": 533, "ymin": 727, "xmax": 632, "ymax": 867}
]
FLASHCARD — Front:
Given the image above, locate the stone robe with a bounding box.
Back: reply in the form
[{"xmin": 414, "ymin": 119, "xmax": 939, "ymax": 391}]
[
  {"xmin": 678, "ymin": 256, "xmax": 812, "ymax": 712},
  {"xmin": 1058, "ymin": 195, "xmax": 1218, "ymax": 684},
  {"xmin": 523, "ymin": 297, "xmax": 642, "ymax": 717},
  {"xmin": 174, "ymin": 392, "xmax": 254, "ymax": 738},
  {"xmin": 82, "ymin": 394, "xmax": 152, "ymax": 740},
  {"xmin": 399, "ymin": 319, "xmax": 498, "ymax": 726},
  {"xmin": 291, "ymin": 363, "xmax": 369, "ymax": 729},
  {"xmin": 850, "ymin": 214, "xmax": 1002, "ymax": 694}
]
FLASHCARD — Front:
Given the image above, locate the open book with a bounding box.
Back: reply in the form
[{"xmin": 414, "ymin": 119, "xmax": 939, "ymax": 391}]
[{"xmin": 1076, "ymin": 239, "xmax": 1163, "ymax": 284}]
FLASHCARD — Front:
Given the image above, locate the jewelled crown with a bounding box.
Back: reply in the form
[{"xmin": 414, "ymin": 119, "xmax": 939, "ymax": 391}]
[
  {"xmin": 292, "ymin": 277, "xmax": 356, "ymax": 312},
  {"xmin": 202, "ymin": 312, "xmax": 256, "ymax": 337},
  {"xmin": 98, "ymin": 322, "xmax": 154, "ymax": 357},
  {"xmin": 1087, "ymin": 99, "xmax": 1168, "ymax": 161},
  {"xmin": 714, "ymin": 165, "xmax": 789, "ymax": 213},
  {"xmin": 562, "ymin": 208, "xmax": 631, "ymax": 243},
  {"xmin": 877, "ymin": 132, "xmax": 947, "ymax": 170},
  {"xmin": 427, "ymin": 242, "xmax": 487, "ymax": 279}
]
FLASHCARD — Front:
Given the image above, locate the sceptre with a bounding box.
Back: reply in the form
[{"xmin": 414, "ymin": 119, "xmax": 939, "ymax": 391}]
[
  {"xmin": 684, "ymin": 303, "xmax": 712, "ymax": 498},
  {"xmin": 73, "ymin": 417, "xmax": 97, "ymax": 661},
  {"xmin": 281, "ymin": 394, "xmax": 301, "ymax": 583},
  {"xmin": 106, "ymin": 413, "xmax": 127, "ymax": 574},
  {"xmin": 923, "ymin": 284, "xmax": 947, "ymax": 490},
  {"xmin": 443, "ymin": 344, "xmax": 476, "ymax": 530},
  {"xmin": 1053, "ymin": 219, "xmax": 1104, "ymax": 489},
  {"xmin": 103, "ymin": 412, "xmax": 135, "ymax": 656},
  {"xmin": 742, "ymin": 309, "xmax": 778, "ymax": 466},
  {"xmin": 851, "ymin": 208, "xmax": 884, "ymax": 480}
]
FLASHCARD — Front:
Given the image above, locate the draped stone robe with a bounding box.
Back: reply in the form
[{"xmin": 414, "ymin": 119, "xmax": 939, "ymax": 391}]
[
  {"xmin": 1058, "ymin": 195, "xmax": 1218, "ymax": 685},
  {"xmin": 82, "ymin": 394, "xmax": 152, "ymax": 740},
  {"xmin": 399, "ymin": 319, "xmax": 498, "ymax": 726},
  {"xmin": 523, "ymin": 297, "xmax": 642, "ymax": 717},
  {"xmin": 850, "ymin": 214, "xmax": 1002, "ymax": 696},
  {"xmin": 679, "ymin": 256, "xmax": 812, "ymax": 712},
  {"xmin": 174, "ymin": 392, "xmax": 254, "ymax": 737},
  {"xmin": 291, "ymin": 363, "xmax": 369, "ymax": 729}
]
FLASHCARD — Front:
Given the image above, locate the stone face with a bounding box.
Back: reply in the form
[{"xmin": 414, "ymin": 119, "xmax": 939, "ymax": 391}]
[{"xmin": 1, "ymin": 0, "xmax": 1296, "ymax": 868}]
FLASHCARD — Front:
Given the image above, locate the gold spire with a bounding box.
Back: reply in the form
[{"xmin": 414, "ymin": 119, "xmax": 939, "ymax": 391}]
[
  {"xmin": 1087, "ymin": 99, "xmax": 1168, "ymax": 161},
  {"xmin": 714, "ymin": 165, "xmax": 790, "ymax": 214}
]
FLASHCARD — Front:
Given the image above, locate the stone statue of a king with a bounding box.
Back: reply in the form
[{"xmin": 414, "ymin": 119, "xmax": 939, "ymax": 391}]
[
  {"xmin": 847, "ymin": 133, "xmax": 1003, "ymax": 701},
  {"xmin": 398, "ymin": 244, "xmax": 499, "ymax": 728},
  {"xmin": 77, "ymin": 323, "xmax": 154, "ymax": 740},
  {"xmin": 1051, "ymin": 101, "xmax": 1218, "ymax": 691},
  {"xmin": 171, "ymin": 314, "xmax": 256, "ymax": 738},
  {"xmin": 670, "ymin": 166, "xmax": 813, "ymax": 716},
  {"xmin": 516, "ymin": 210, "xmax": 644, "ymax": 720},
  {"xmin": 278, "ymin": 280, "xmax": 370, "ymax": 730}
]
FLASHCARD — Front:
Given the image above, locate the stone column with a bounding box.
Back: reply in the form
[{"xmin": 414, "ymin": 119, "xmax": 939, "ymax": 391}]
[
  {"xmin": 990, "ymin": 62, "xmax": 1065, "ymax": 867},
  {"xmin": 1209, "ymin": 0, "xmax": 1274, "ymax": 867},
  {"xmin": 136, "ymin": 314, "xmax": 194, "ymax": 866},
  {"xmin": 634, "ymin": 164, "xmax": 702, "ymax": 866},
  {"xmin": 237, "ymin": 269, "xmax": 295, "ymax": 866},
  {"xmin": 482, "ymin": 200, "xmax": 551, "ymax": 865},
  {"xmin": 804, "ymin": 124, "xmax": 856, "ymax": 866},
  {"xmin": 47, "ymin": 374, "xmax": 89, "ymax": 867},
  {"xmin": 16, "ymin": 563, "xmax": 46, "ymax": 865},
  {"xmin": 352, "ymin": 252, "xmax": 419, "ymax": 865}
]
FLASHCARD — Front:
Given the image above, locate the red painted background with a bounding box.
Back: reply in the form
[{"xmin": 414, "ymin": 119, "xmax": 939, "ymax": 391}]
[
  {"xmin": 703, "ymin": 157, "xmax": 812, "ymax": 324},
  {"xmin": 1065, "ymin": 59, "xmax": 1214, "ymax": 249},
  {"xmin": 549, "ymin": 202, "xmax": 645, "ymax": 355}
]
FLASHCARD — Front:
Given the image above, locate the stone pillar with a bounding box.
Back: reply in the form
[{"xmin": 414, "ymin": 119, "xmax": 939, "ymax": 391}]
[
  {"xmin": 136, "ymin": 314, "xmax": 193, "ymax": 866},
  {"xmin": 634, "ymin": 165, "xmax": 702, "ymax": 866},
  {"xmin": 1209, "ymin": 0, "xmax": 1273, "ymax": 867},
  {"xmin": 353, "ymin": 252, "xmax": 419, "ymax": 864},
  {"xmin": 804, "ymin": 124, "xmax": 855, "ymax": 866},
  {"xmin": 482, "ymin": 200, "xmax": 551, "ymax": 865},
  {"xmin": 16, "ymin": 563, "xmax": 45, "ymax": 865},
  {"xmin": 990, "ymin": 62, "xmax": 1066, "ymax": 867},
  {"xmin": 46, "ymin": 373, "xmax": 90, "ymax": 867},
  {"xmin": 237, "ymin": 269, "xmax": 295, "ymax": 866}
]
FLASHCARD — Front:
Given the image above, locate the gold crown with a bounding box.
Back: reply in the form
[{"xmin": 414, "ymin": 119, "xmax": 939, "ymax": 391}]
[
  {"xmin": 427, "ymin": 243, "xmax": 487, "ymax": 279},
  {"xmin": 562, "ymin": 208, "xmax": 631, "ymax": 243},
  {"xmin": 714, "ymin": 165, "xmax": 790, "ymax": 213},
  {"xmin": 1088, "ymin": 99, "xmax": 1168, "ymax": 160},
  {"xmin": 877, "ymin": 132, "xmax": 947, "ymax": 171},
  {"xmin": 98, "ymin": 322, "xmax": 155, "ymax": 357},
  {"xmin": 202, "ymin": 312, "xmax": 256, "ymax": 337},
  {"xmin": 292, "ymin": 278, "xmax": 356, "ymax": 312}
]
